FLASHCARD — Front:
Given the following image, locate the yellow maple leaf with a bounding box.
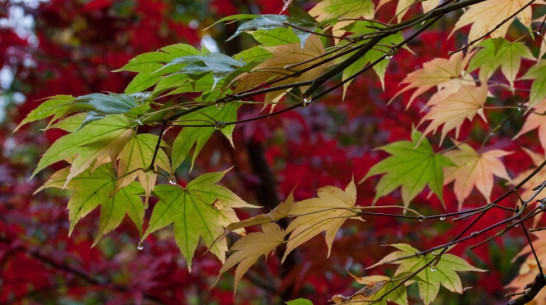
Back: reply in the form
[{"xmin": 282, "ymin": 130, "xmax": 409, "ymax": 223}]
[
  {"xmin": 514, "ymin": 99, "xmax": 546, "ymax": 153},
  {"xmin": 232, "ymin": 35, "xmax": 331, "ymax": 107},
  {"xmin": 393, "ymin": 52, "xmax": 466, "ymax": 107},
  {"xmin": 444, "ymin": 143, "xmax": 512, "ymax": 209},
  {"xmin": 282, "ymin": 179, "xmax": 358, "ymax": 262},
  {"xmin": 452, "ymin": 0, "xmax": 535, "ymax": 42},
  {"xmin": 419, "ymin": 84, "xmax": 488, "ymax": 143},
  {"xmin": 216, "ymin": 222, "xmax": 285, "ymax": 290}
]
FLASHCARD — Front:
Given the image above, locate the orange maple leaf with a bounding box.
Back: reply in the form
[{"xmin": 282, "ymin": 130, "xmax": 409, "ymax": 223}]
[
  {"xmin": 419, "ymin": 84, "xmax": 488, "ymax": 143},
  {"xmin": 444, "ymin": 143, "xmax": 512, "ymax": 209},
  {"xmin": 393, "ymin": 52, "xmax": 467, "ymax": 107}
]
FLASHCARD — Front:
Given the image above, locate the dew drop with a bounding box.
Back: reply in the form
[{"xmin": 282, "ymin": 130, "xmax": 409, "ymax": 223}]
[
  {"xmin": 214, "ymin": 121, "xmax": 226, "ymax": 130},
  {"xmin": 430, "ymin": 266, "xmax": 436, "ymax": 272},
  {"xmin": 168, "ymin": 177, "xmax": 177, "ymax": 185},
  {"xmin": 514, "ymin": 223, "xmax": 520, "ymax": 227},
  {"xmin": 136, "ymin": 119, "xmax": 143, "ymax": 125},
  {"xmin": 517, "ymin": 107, "xmax": 523, "ymax": 111},
  {"xmin": 216, "ymin": 101, "xmax": 225, "ymax": 109},
  {"xmin": 302, "ymin": 97, "xmax": 311, "ymax": 108},
  {"xmin": 137, "ymin": 242, "xmax": 144, "ymax": 251},
  {"xmin": 440, "ymin": 216, "xmax": 446, "ymax": 221},
  {"xmin": 387, "ymin": 299, "xmax": 391, "ymax": 303},
  {"xmin": 537, "ymin": 31, "xmax": 541, "ymax": 35},
  {"xmin": 386, "ymin": 55, "xmax": 393, "ymax": 59}
]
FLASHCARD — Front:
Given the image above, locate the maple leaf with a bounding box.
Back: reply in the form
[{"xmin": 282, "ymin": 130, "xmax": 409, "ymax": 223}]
[
  {"xmin": 452, "ymin": 0, "xmax": 534, "ymax": 42},
  {"xmin": 467, "ymin": 38, "xmax": 535, "ymax": 87},
  {"xmin": 507, "ymin": 231, "xmax": 546, "ymax": 305},
  {"xmin": 227, "ymin": 192, "xmax": 295, "ymax": 231},
  {"xmin": 282, "ymin": 179, "xmax": 358, "ymax": 262},
  {"xmin": 513, "ymin": 99, "xmax": 546, "ymax": 152},
  {"xmin": 309, "ymin": 0, "xmax": 374, "ymax": 21},
  {"xmin": 444, "ymin": 143, "xmax": 512, "ymax": 209},
  {"xmin": 362, "ymin": 131, "xmax": 454, "ymax": 207},
  {"xmin": 509, "ymin": 149, "xmax": 546, "ymax": 224},
  {"xmin": 33, "ymin": 114, "xmax": 134, "ymax": 186},
  {"xmin": 393, "ymin": 52, "xmax": 466, "ymax": 107},
  {"xmin": 142, "ymin": 170, "xmax": 256, "ymax": 270},
  {"xmin": 37, "ymin": 164, "xmax": 145, "ymax": 239},
  {"xmin": 308, "ymin": 0, "xmax": 374, "ymax": 41},
  {"xmin": 116, "ymin": 133, "xmax": 172, "ymax": 206},
  {"xmin": 522, "ymin": 61, "xmax": 546, "ymax": 108},
  {"xmin": 231, "ymin": 35, "xmax": 331, "ymax": 107},
  {"xmin": 216, "ymin": 223, "xmax": 285, "ymax": 290},
  {"xmin": 371, "ymin": 244, "xmax": 485, "ymax": 305},
  {"xmin": 330, "ymin": 274, "xmax": 408, "ymax": 305},
  {"xmin": 341, "ymin": 22, "xmax": 405, "ymax": 93},
  {"xmin": 15, "ymin": 95, "xmax": 84, "ymax": 131},
  {"xmin": 171, "ymin": 103, "xmax": 239, "ymax": 170},
  {"xmin": 419, "ymin": 84, "xmax": 488, "ymax": 143}
]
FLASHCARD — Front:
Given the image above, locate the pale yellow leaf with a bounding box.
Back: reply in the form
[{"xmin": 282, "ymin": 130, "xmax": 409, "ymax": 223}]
[
  {"xmin": 282, "ymin": 179, "xmax": 357, "ymax": 262},
  {"xmin": 232, "ymin": 35, "xmax": 331, "ymax": 108},
  {"xmin": 452, "ymin": 0, "xmax": 535, "ymax": 42},
  {"xmin": 217, "ymin": 223, "xmax": 285, "ymax": 290}
]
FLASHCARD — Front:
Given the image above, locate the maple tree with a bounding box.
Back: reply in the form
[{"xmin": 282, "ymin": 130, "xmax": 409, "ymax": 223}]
[{"xmin": 4, "ymin": 0, "xmax": 546, "ymax": 304}]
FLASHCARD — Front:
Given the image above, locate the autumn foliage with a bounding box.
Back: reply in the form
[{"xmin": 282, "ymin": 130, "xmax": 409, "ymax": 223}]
[{"xmin": 2, "ymin": 0, "xmax": 546, "ymax": 305}]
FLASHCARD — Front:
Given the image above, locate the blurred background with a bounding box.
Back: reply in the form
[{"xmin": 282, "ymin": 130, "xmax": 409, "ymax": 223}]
[{"xmin": 0, "ymin": 0, "xmax": 542, "ymax": 304}]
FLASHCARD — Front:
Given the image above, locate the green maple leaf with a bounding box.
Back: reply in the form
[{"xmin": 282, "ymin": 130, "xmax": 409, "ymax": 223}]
[
  {"xmin": 15, "ymin": 95, "xmax": 89, "ymax": 131},
  {"xmin": 342, "ymin": 21, "xmax": 405, "ymax": 94},
  {"xmin": 142, "ymin": 170, "xmax": 256, "ymax": 270},
  {"xmin": 171, "ymin": 102, "xmax": 239, "ymax": 170},
  {"xmin": 467, "ymin": 38, "xmax": 534, "ymax": 87},
  {"xmin": 116, "ymin": 133, "xmax": 172, "ymax": 206},
  {"xmin": 361, "ymin": 131, "xmax": 454, "ymax": 207},
  {"xmin": 38, "ymin": 164, "xmax": 145, "ymax": 240},
  {"xmin": 522, "ymin": 60, "xmax": 546, "ymax": 108},
  {"xmin": 33, "ymin": 114, "xmax": 134, "ymax": 183},
  {"xmin": 115, "ymin": 43, "xmax": 201, "ymax": 94},
  {"xmin": 370, "ymin": 244, "xmax": 485, "ymax": 305}
]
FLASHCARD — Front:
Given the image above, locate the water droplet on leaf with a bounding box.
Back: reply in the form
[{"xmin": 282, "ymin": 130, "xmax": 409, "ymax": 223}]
[
  {"xmin": 214, "ymin": 121, "xmax": 226, "ymax": 130},
  {"xmin": 137, "ymin": 242, "xmax": 143, "ymax": 251},
  {"xmin": 168, "ymin": 177, "xmax": 177, "ymax": 185},
  {"xmin": 440, "ymin": 217, "xmax": 446, "ymax": 221},
  {"xmin": 430, "ymin": 266, "xmax": 436, "ymax": 272},
  {"xmin": 302, "ymin": 97, "xmax": 311, "ymax": 108}
]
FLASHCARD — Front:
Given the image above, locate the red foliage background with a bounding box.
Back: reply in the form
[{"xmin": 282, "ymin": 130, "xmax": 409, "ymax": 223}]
[{"xmin": 0, "ymin": 1, "xmax": 541, "ymax": 304}]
